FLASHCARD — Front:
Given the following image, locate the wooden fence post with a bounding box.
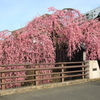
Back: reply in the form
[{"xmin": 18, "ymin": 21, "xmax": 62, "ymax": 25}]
[
  {"xmin": 1, "ymin": 67, "xmax": 5, "ymax": 90},
  {"xmin": 82, "ymin": 63, "xmax": 85, "ymax": 79},
  {"xmin": 35, "ymin": 66, "xmax": 39, "ymax": 86},
  {"xmin": 62, "ymin": 64, "xmax": 64, "ymax": 82}
]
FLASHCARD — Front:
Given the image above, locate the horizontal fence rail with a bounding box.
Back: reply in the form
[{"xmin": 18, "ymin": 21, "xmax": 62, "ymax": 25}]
[
  {"xmin": 0, "ymin": 61, "xmax": 89, "ymax": 90},
  {"xmin": 0, "ymin": 61, "xmax": 88, "ymax": 67}
]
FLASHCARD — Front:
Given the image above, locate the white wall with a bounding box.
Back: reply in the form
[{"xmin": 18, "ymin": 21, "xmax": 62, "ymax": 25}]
[{"xmin": 89, "ymin": 60, "xmax": 100, "ymax": 79}]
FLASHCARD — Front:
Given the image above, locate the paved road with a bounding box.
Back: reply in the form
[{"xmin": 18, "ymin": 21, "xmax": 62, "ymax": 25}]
[{"xmin": 1, "ymin": 81, "xmax": 100, "ymax": 100}]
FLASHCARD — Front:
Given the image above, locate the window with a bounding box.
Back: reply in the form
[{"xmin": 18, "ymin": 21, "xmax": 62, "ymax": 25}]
[{"xmin": 86, "ymin": 13, "xmax": 89, "ymax": 19}]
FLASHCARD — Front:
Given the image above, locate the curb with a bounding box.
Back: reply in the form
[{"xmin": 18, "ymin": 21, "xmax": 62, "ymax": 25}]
[{"xmin": 0, "ymin": 78, "xmax": 100, "ymax": 96}]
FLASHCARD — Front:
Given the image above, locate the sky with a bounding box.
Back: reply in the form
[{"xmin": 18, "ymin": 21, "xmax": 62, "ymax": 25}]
[{"xmin": 0, "ymin": 0, "xmax": 100, "ymax": 31}]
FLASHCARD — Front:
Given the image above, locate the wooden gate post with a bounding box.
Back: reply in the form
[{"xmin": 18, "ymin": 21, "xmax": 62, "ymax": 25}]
[
  {"xmin": 1, "ymin": 67, "xmax": 5, "ymax": 90},
  {"xmin": 83, "ymin": 51, "xmax": 86, "ymax": 61},
  {"xmin": 82, "ymin": 63, "xmax": 85, "ymax": 79},
  {"xmin": 35, "ymin": 66, "xmax": 39, "ymax": 86},
  {"xmin": 62, "ymin": 64, "xmax": 64, "ymax": 82}
]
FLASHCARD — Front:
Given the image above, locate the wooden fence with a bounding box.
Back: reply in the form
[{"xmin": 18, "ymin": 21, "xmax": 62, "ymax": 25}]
[{"xmin": 0, "ymin": 61, "xmax": 89, "ymax": 90}]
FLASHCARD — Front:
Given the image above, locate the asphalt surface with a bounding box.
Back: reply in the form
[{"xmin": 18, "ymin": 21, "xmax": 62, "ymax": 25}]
[{"xmin": 0, "ymin": 80, "xmax": 100, "ymax": 100}]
